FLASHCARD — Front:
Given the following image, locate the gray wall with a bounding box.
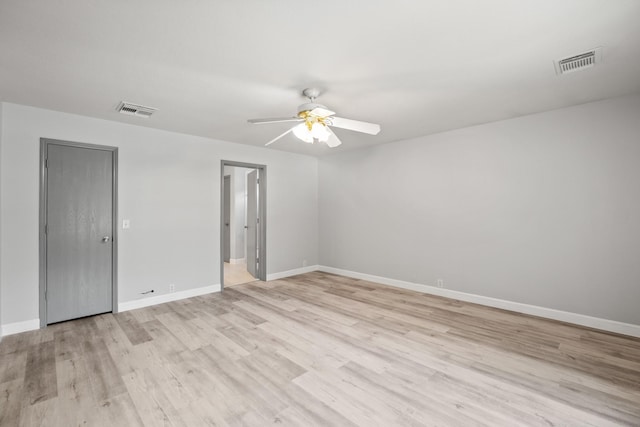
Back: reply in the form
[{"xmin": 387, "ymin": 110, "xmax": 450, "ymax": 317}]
[
  {"xmin": 0, "ymin": 102, "xmax": 3, "ymax": 339},
  {"xmin": 3, "ymin": 94, "xmax": 639, "ymax": 329},
  {"xmin": 319, "ymin": 94, "xmax": 640, "ymax": 325},
  {"xmin": 0, "ymin": 103, "xmax": 318, "ymax": 326}
]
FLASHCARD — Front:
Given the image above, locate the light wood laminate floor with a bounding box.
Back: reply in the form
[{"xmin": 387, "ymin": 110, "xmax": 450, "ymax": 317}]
[
  {"xmin": 1, "ymin": 272, "xmax": 639, "ymax": 426},
  {"xmin": 223, "ymin": 262, "xmax": 257, "ymax": 287}
]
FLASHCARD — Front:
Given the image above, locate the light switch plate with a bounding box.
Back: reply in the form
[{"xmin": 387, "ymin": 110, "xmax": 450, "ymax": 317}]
[{"xmin": 122, "ymin": 219, "xmax": 130, "ymax": 229}]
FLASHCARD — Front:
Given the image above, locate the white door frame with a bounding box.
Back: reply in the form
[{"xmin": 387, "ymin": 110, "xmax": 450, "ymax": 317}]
[
  {"xmin": 220, "ymin": 160, "xmax": 267, "ymax": 289},
  {"xmin": 39, "ymin": 138, "xmax": 119, "ymax": 327}
]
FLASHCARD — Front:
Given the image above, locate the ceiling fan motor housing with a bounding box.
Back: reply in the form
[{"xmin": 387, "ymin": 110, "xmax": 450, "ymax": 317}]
[{"xmin": 297, "ymin": 102, "xmax": 327, "ymax": 114}]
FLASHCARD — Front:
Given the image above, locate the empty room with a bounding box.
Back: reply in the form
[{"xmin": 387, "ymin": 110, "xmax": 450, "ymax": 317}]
[{"xmin": 1, "ymin": 1, "xmax": 639, "ymax": 426}]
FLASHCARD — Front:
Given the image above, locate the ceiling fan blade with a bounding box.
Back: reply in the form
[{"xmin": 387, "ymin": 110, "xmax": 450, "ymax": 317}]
[
  {"xmin": 248, "ymin": 117, "xmax": 303, "ymax": 124},
  {"xmin": 325, "ymin": 127, "xmax": 342, "ymax": 148},
  {"xmin": 329, "ymin": 116, "xmax": 381, "ymax": 135},
  {"xmin": 309, "ymin": 107, "xmax": 336, "ymax": 118},
  {"xmin": 265, "ymin": 127, "xmax": 294, "ymax": 146}
]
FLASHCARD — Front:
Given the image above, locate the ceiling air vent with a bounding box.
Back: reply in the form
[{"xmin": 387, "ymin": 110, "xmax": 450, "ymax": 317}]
[
  {"xmin": 554, "ymin": 47, "xmax": 602, "ymax": 75},
  {"xmin": 116, "ymin": 101, "xmax": 157, "ymax": 118}
]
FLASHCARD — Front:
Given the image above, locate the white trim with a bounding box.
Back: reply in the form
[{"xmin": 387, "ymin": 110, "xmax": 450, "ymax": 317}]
[
  {"xmin": 318, "ymin": 266, "xmax": 640, "ymax": 338},
  {"xmin": 1, "ymin": 319, "xmax": 40, "ymax": 336},
  {"xmin": 267, "ymin": 265, "xmax": 320, "ymax": 281},
  {"xmin": 118, "ymin": 284, "xmax": 221, "ymax": 312},
  {"xmin": 229, "ymin": 258, "xmax": 245, "ymax": 265},
  {"xmin": 0, "ymin": 285, "xmax": 221, "ymax": 336},
  {"xmin": 5, "ymin": 269, "xmax": 637, "ymax": 338}
]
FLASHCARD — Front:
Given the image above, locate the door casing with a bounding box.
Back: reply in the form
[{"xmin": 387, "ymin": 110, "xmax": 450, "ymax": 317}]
[
  {"xmin": 220, "ymin": 161, "xmax": 266, "ymax": 289},
  {"xmin": 246, "ymin": 169, "xmax": 259, "ymax": 278},
  {"xmin": 39, "ymin": 138, "xmax": 118, "ymax": 327}
]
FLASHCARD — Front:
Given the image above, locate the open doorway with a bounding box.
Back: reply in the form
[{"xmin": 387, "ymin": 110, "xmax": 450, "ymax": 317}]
[{"xmin": 220, "ymin": 161, "xmax": 266, "ymax": 289}]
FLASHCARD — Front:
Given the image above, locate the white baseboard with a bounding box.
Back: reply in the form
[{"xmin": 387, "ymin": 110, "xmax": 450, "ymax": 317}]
[
  {"xmin": 6, "ymin": 269, "xmax": 636, "ymax": 339},
  {"xmin": 267, "ymin": 265, "xmax": 319, "ymax": 281},
  {"xmin": 230, "ymin": 258, "xmax": 245, "ymax": 265},
  {"xmin": 0, "ymin": 285, "xmax": 222, "ymax": 337},
  {"xmin": 318, "ymin": 266, "xmax": 640, "ymax": 338},
  {"xmin": 1, "ymin": 318, "xmax": 40, "ymax": 337},
  {"xmin": 118, "ymin": 284, "xmax": 221, "ymax": 312}
]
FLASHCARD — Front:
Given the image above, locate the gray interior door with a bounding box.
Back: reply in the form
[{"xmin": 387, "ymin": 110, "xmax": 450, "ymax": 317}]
[
  {"xmin": 223, "ymin": 175, "xmax": 231, "ymax": 263},
  {"xmin": 246, "ymin": 170, "xmax": 258, "ymax": 278},
  {"xmin": 46, "ymin": 144, "xmax": 114, "ymax": 324}
]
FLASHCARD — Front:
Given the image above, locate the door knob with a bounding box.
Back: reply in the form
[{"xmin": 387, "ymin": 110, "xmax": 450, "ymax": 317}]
[{"xmin": 101, "ymin": 236, "xmax": 111, "ymax": 243}]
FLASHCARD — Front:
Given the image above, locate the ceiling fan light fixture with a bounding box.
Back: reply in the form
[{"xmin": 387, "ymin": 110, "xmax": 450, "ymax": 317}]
[
  {"xmin": 249, "ymin": 87, "xmax": 380, "ymax": 148},
  {"xmin": 311, "ymin": 122, "xmax": 330, "ymax": 142},
  {"xmin": 292, "ymin": 120, "xmax": 330, "ymax": 143},
  {"xmin": 292, "ymin": 123, "xmax": 314, "ymax": 143}
]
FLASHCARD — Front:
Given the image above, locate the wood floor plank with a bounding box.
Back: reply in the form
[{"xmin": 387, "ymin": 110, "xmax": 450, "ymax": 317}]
[
  {"xmin": 114, "ymin": 311, "xmax": 153, "ymax": 346},
  {"xmin": 82, "ymin": 338, "xmax": 127, "ymax": 402},
  {"xmin": 195, "ymin": 345, "xmax": 288, "ymax": 424},
  {"xmin": 293, "ymin": 369, "xmax": 409, "ymax": 426},
  {"xmin": 122, "ymin": 368, "xmax": 188, "ymax": 427},
  {"xmin": 18, "ymin": 397, "xmax": 59, "ymax": 427},
  {"xmin": 0, "ymin": 379, "xmax": 24, "ymax": 426},
  {"xmin": 54, "ymin": 357, "xmax": 96, "ymax": 426},
  {"xmin": 23, "ymin": 340, "xmax": 57, "ymax": 406},
  {"xmin": 2, "ymin": 271, "xmax": 640, "ymax": 426},
  {"xmin": 93, "ymin": 392, "xmax": 145, "ymax": 427},
  {"xmin": 0, "ymin": 350, "xmax": 27, "ymax": 384}
]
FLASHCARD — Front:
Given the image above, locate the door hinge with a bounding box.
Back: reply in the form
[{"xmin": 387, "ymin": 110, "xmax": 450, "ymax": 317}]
[
  {"xmin": 44, "ymin": 158, "xmax": 48, "ymax": 168},
  {"xmin": 44, "ymin": 224, "xmax": 48, "ymax": 234}
]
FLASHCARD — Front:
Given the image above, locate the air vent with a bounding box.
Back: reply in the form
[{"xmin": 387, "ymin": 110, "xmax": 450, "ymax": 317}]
[
  {"xmin": 554, "ymin": 47, "xmax": 602, "ymax": 75},
  {"xmin": 116, "ymin": 101, "xmax": 157, "ymax": 118}
]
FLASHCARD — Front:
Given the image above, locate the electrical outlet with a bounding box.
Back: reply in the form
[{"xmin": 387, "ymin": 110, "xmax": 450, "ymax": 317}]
[
  {"xmin": 169, "ymin": 283, "xmax": 175, "ymax": 293},
  {"xmin": 436, "ymin": 279, "xmax": 444, "ymax": 288}
]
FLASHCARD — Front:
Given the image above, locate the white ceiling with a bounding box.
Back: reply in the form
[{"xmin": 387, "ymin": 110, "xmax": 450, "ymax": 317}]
[{"xmin": 1, "ymin": 1, "xmax": 639, "ymax": 156}]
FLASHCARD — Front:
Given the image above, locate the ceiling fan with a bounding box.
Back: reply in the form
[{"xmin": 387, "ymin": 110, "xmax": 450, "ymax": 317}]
[{"xmin": 248, "ymin": 88, "xmax": 381, "ymax": 148}]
